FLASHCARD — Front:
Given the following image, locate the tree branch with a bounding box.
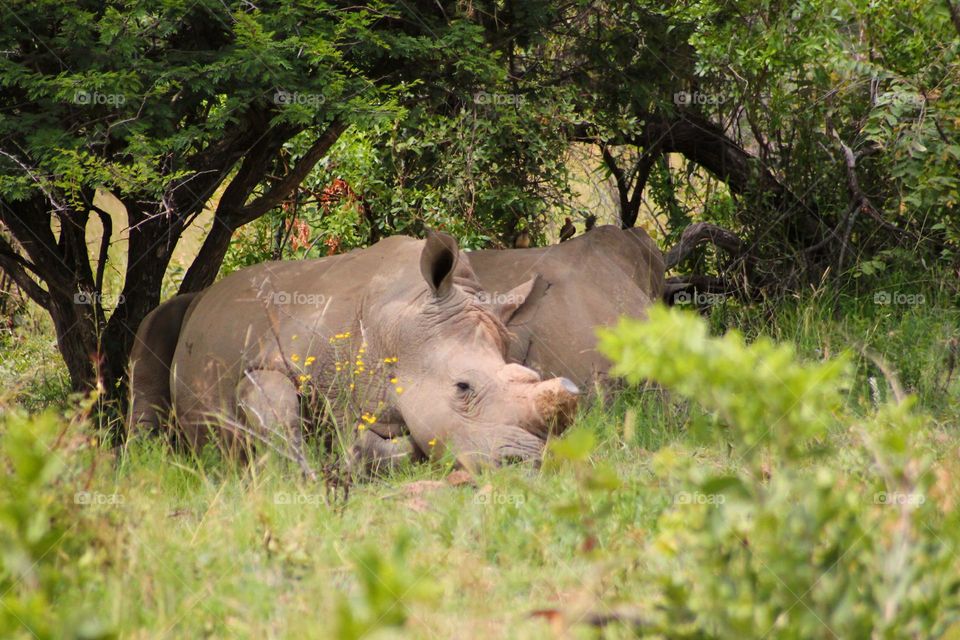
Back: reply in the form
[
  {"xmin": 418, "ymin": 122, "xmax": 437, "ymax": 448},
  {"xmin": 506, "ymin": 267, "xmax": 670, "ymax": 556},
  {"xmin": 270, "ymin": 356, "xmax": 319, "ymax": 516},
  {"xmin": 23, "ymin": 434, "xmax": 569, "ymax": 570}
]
[
  {"xmin": 179, "ymin": 120, "xmax": 347, "ymax": 293},
  {"xmin": 0, "ymin": 234, "xmax": 50, "ymax": 308},
  {"xmin": 664, "ymin": 222, "xmax": 747, "ymax": 270},
  {"xmin": 91, "ymin": 205, "xmax": 113, "ymax": 294},
  {"xmin": 571, "ymin": 112, "xmax": 822, "ymax": 237},
  {"xmin": 234, "ymin": 119, "xmax": 347, "ymax": 226},
  {"xmin": 0, "ymin": 198, "xmax": 76, "ymax": 297}
]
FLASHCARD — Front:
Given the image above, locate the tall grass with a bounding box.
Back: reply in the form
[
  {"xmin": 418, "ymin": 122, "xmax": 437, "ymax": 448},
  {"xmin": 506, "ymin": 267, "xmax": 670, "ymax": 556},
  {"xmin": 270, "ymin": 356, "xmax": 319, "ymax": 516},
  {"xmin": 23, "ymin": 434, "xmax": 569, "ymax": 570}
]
[{"xmin": 1, "ymin": 271, "xmax": 958, "ymax": 637}]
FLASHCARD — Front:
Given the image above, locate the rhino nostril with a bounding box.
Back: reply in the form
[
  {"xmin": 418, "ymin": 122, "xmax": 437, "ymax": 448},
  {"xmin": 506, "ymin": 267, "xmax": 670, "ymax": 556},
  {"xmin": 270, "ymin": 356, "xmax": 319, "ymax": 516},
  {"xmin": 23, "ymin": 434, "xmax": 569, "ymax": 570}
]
[{"xmin": 559, "ymin": 378, "xmax": 580, "ymax": 395}]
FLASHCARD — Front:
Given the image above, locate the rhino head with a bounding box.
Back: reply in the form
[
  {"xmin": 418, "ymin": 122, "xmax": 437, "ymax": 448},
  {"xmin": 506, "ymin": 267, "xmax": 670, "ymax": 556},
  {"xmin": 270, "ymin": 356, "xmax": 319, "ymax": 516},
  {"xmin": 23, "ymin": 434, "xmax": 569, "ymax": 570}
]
[{"xmin": 366, "ymin": 232, "xmax": 579, "ymax": 468}]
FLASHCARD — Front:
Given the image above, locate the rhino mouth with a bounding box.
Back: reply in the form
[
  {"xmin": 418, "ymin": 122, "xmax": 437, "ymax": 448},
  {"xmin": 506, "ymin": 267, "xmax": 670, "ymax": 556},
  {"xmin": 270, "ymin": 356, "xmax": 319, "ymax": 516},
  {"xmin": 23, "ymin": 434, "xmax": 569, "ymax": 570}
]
[
  {"xmin": 462, "ymin": 424, "xmax": 549, "ymax": 469},
  {"xmin": 496, "ymin": 433, "xmax": 547, "ymax": 467}
]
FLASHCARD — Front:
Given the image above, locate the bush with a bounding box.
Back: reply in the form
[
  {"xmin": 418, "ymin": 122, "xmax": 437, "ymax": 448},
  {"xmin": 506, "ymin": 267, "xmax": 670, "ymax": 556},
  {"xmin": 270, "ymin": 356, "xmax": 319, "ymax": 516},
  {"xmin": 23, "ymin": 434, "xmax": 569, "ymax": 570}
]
[
  {"xmin": 597, "ymin": 306, "xmax": 960, "ymax": 637},
  {"xmin": 0, "ymin": 408, "xmax": 114, "ymax": 639}
]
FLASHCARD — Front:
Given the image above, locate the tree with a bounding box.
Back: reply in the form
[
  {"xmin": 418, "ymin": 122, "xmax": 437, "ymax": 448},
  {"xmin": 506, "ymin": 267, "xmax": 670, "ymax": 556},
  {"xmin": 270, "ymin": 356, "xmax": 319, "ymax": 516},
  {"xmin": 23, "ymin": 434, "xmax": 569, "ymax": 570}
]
[
  {"xmin": 554, "ymin": 0, "xmax": 957, "ymax": 291},
  {"xmin": 0, "ymin": 0, "xmax": 495, "ymax": 410},
  {"xmin": 3, "ymin": 0, "xmax": 958, "ymax": 421}
]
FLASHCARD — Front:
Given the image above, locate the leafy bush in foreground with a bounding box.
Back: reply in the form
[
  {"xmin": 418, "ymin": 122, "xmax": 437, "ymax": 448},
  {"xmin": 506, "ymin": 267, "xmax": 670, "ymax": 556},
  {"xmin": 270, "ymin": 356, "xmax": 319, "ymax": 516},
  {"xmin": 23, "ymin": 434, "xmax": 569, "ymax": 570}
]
[
  {"xmin": 599, "ymin": 307, "xmax": 960, "ymax": 638},
  {"xmin": 0, "ymin": 410, "xmax": 113, "ymax": 639}
]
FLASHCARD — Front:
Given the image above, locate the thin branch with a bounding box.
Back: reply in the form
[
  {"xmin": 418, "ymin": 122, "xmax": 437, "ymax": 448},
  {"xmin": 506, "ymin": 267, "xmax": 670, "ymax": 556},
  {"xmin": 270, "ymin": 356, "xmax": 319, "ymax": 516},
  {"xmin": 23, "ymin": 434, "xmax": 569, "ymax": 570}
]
[
  {"xmin": 233, "ymin": 119, "xmax": 347, "ymax": 226},
  {"xmin": 664, "ymin": 222, "xmax": 747, "ymax": 270},
  {"xmin": 91, "ymin": 204, "xmax": 113, "ymax": 293},
  {"xmin": 0, "ymin": 235, "xmax": 50, "ymax": 308}
]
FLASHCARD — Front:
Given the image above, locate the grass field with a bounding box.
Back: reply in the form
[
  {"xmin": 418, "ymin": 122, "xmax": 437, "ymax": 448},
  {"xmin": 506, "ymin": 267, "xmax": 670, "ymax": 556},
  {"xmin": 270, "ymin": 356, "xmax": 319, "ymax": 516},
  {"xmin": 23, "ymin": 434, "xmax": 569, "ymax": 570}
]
[{"xmin": 3, "ymin": 270, "xmax": 960, "ymax": 639}]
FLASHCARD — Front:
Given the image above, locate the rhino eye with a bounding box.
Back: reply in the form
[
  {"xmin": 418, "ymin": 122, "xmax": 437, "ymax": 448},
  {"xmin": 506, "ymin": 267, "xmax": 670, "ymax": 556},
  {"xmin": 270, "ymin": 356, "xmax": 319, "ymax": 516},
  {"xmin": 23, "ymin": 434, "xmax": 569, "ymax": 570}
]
[{"xmin": 455, "ymin": 381, "xmax": 472, "ymax": 393}]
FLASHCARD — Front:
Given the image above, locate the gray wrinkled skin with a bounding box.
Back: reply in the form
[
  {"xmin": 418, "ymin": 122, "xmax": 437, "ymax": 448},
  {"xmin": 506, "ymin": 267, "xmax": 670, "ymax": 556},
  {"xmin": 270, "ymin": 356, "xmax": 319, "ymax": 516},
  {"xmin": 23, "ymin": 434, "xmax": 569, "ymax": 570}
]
[
  {"xmin": 129, "ymin": 232, "xmax": 579, "ymax": 470},
  {"xmin": 469, "ymin": 225, "xmax": 665, "ymax": 390}
]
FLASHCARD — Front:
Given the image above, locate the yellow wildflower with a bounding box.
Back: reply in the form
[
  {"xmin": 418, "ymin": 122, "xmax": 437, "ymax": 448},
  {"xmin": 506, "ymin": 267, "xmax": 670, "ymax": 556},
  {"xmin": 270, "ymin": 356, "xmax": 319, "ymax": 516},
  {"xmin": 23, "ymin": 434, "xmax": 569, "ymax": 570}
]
[
  {"xmin": 361, "ymin": 413, "xmax": 377, "ymax": 424},
  {"xmin": 305, "ymin": 356, "xmax": 316, "ymax": 366},
  {"xmin": 357, "ymin": 423, "xmax": 366, "ymax": 432},
  {"xmin": 395, "ymin": 386, "xmax": 404, "ymax": 394},
  {"xmin": 389, "ymin": 377, "xmax": 398, "ymax": 385},
  {"xmin": 291, "ymin": 334, "xmax": 298, "ymax": 340},
  {"xmin": 428, "ymin": 438, "xmax": 437, "ymax": 447},
  {"xmin": 298, "ymin": 374, "xmax": 311, "ymax": 383},
  {"xmin": 290, "ymin": 354, "xmax": 300, "ymax": 363}
]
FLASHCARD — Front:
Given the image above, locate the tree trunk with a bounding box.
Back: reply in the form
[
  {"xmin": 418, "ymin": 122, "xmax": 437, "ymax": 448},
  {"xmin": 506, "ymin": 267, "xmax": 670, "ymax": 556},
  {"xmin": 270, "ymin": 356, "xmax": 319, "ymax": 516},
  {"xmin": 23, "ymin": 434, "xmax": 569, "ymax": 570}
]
[
  {"xmin": 100, "ymin": 204, "xmax": 179, "ymax": 404},
  {"xmin": 48, "ymin": 295, "xmax": 98, "ymax": 390},
  {"xmin": 179, "ymin": 222, "xmax": 236, "ymax": 293}
]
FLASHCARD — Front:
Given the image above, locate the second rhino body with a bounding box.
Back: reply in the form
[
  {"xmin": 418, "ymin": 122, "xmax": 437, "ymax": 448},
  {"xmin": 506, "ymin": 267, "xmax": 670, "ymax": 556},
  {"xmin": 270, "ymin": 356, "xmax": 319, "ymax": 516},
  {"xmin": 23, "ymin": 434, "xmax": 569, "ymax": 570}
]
[{"xmin": 469, "ymin": 225, "xmax": 665, "ymax": 389}]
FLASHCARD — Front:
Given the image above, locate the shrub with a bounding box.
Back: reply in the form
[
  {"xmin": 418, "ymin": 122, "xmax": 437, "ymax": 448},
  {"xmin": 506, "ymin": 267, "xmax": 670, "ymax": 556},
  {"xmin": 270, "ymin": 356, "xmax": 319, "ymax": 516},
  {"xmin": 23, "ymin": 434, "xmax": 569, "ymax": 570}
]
[
  {"xmin": 598, "ymin": 306, "xmax": 960, "ymax": 637},
  {"xmin": 0, "ymin": 409, "xmax": 114, "ymax": 639}
]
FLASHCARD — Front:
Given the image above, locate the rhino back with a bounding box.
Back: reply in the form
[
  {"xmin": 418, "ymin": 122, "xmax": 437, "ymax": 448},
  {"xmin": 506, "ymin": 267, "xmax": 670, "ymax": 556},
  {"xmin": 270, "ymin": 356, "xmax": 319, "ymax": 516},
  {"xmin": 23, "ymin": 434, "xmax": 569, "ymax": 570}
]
[
  {"xmin": 170, "ymin": 236, "xmax": 422, "ymax": 445},
  {"xmin": 127, "ymin": 292, "xmax": 200, "ymax": 437},
  {"xmin": 469, "ymin": 226, "xmax": 664, "ymax": 386}
]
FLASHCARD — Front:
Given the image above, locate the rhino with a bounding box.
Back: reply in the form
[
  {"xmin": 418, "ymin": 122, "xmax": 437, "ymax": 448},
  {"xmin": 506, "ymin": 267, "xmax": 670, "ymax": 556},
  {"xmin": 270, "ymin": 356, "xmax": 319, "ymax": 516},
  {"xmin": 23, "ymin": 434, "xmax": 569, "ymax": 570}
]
[
  {"xmin": 128, "ymin": 232, "xmax": 580, "ymax": 469},
  {"xmin": 468, "ymin": 225, "xmax": 665, "ymax": 390}
]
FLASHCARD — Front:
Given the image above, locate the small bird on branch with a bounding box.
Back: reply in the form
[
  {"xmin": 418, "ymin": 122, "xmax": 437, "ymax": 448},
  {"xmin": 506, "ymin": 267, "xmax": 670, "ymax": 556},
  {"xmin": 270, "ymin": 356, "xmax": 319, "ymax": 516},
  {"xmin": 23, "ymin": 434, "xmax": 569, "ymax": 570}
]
[
  {"xmin": 513, "ymin": 229, "xmax": 531, "ymax": 248},
  {"xmin": 559, "ymin": 217, "xmax": 576, "ymax": 243}
]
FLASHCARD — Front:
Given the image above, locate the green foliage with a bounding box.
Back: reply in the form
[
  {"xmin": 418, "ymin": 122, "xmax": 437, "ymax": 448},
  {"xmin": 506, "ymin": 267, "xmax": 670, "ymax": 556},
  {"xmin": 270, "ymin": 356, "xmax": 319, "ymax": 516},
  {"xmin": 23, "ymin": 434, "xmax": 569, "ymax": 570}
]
[
  {"xmin": 599, "ymin": 304, "xmax": 960, "ymax": 638},
  {"xmin": 0, "ymin": 410, "xmax": 113, "ymax": 639},
  {"xmin": 223, "ymin": 61, "xmax": 576, "ymax": 268},
  {"xmin": 0, "ymin": 328, "xmax": 71, "ymax": 412},
  {"xmin": 335, "ymin": 532, "xmax": 439, "ymax": 639},
  {"xmin": 0, "ymin": 0, "xmax": 385, "ymax": 204},
  {"xmin": 709, "ymin": 271, "xmax": 960, "ymax": 412},
  {"xmin": 599, "ymin": 306, "xmax": 850, "ymax": 466}
]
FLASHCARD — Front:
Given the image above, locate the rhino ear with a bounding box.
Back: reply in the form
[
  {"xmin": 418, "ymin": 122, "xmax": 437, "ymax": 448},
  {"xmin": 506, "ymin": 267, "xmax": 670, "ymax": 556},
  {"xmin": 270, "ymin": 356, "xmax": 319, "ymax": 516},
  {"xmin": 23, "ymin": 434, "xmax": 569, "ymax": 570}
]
[
  {"xmin": 493, "ymin": 274, "xmax": 540, "ymax": 324},
  {"xmin": 420, "ymin": 231, "xmax": 459, "ymax": 298}
]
